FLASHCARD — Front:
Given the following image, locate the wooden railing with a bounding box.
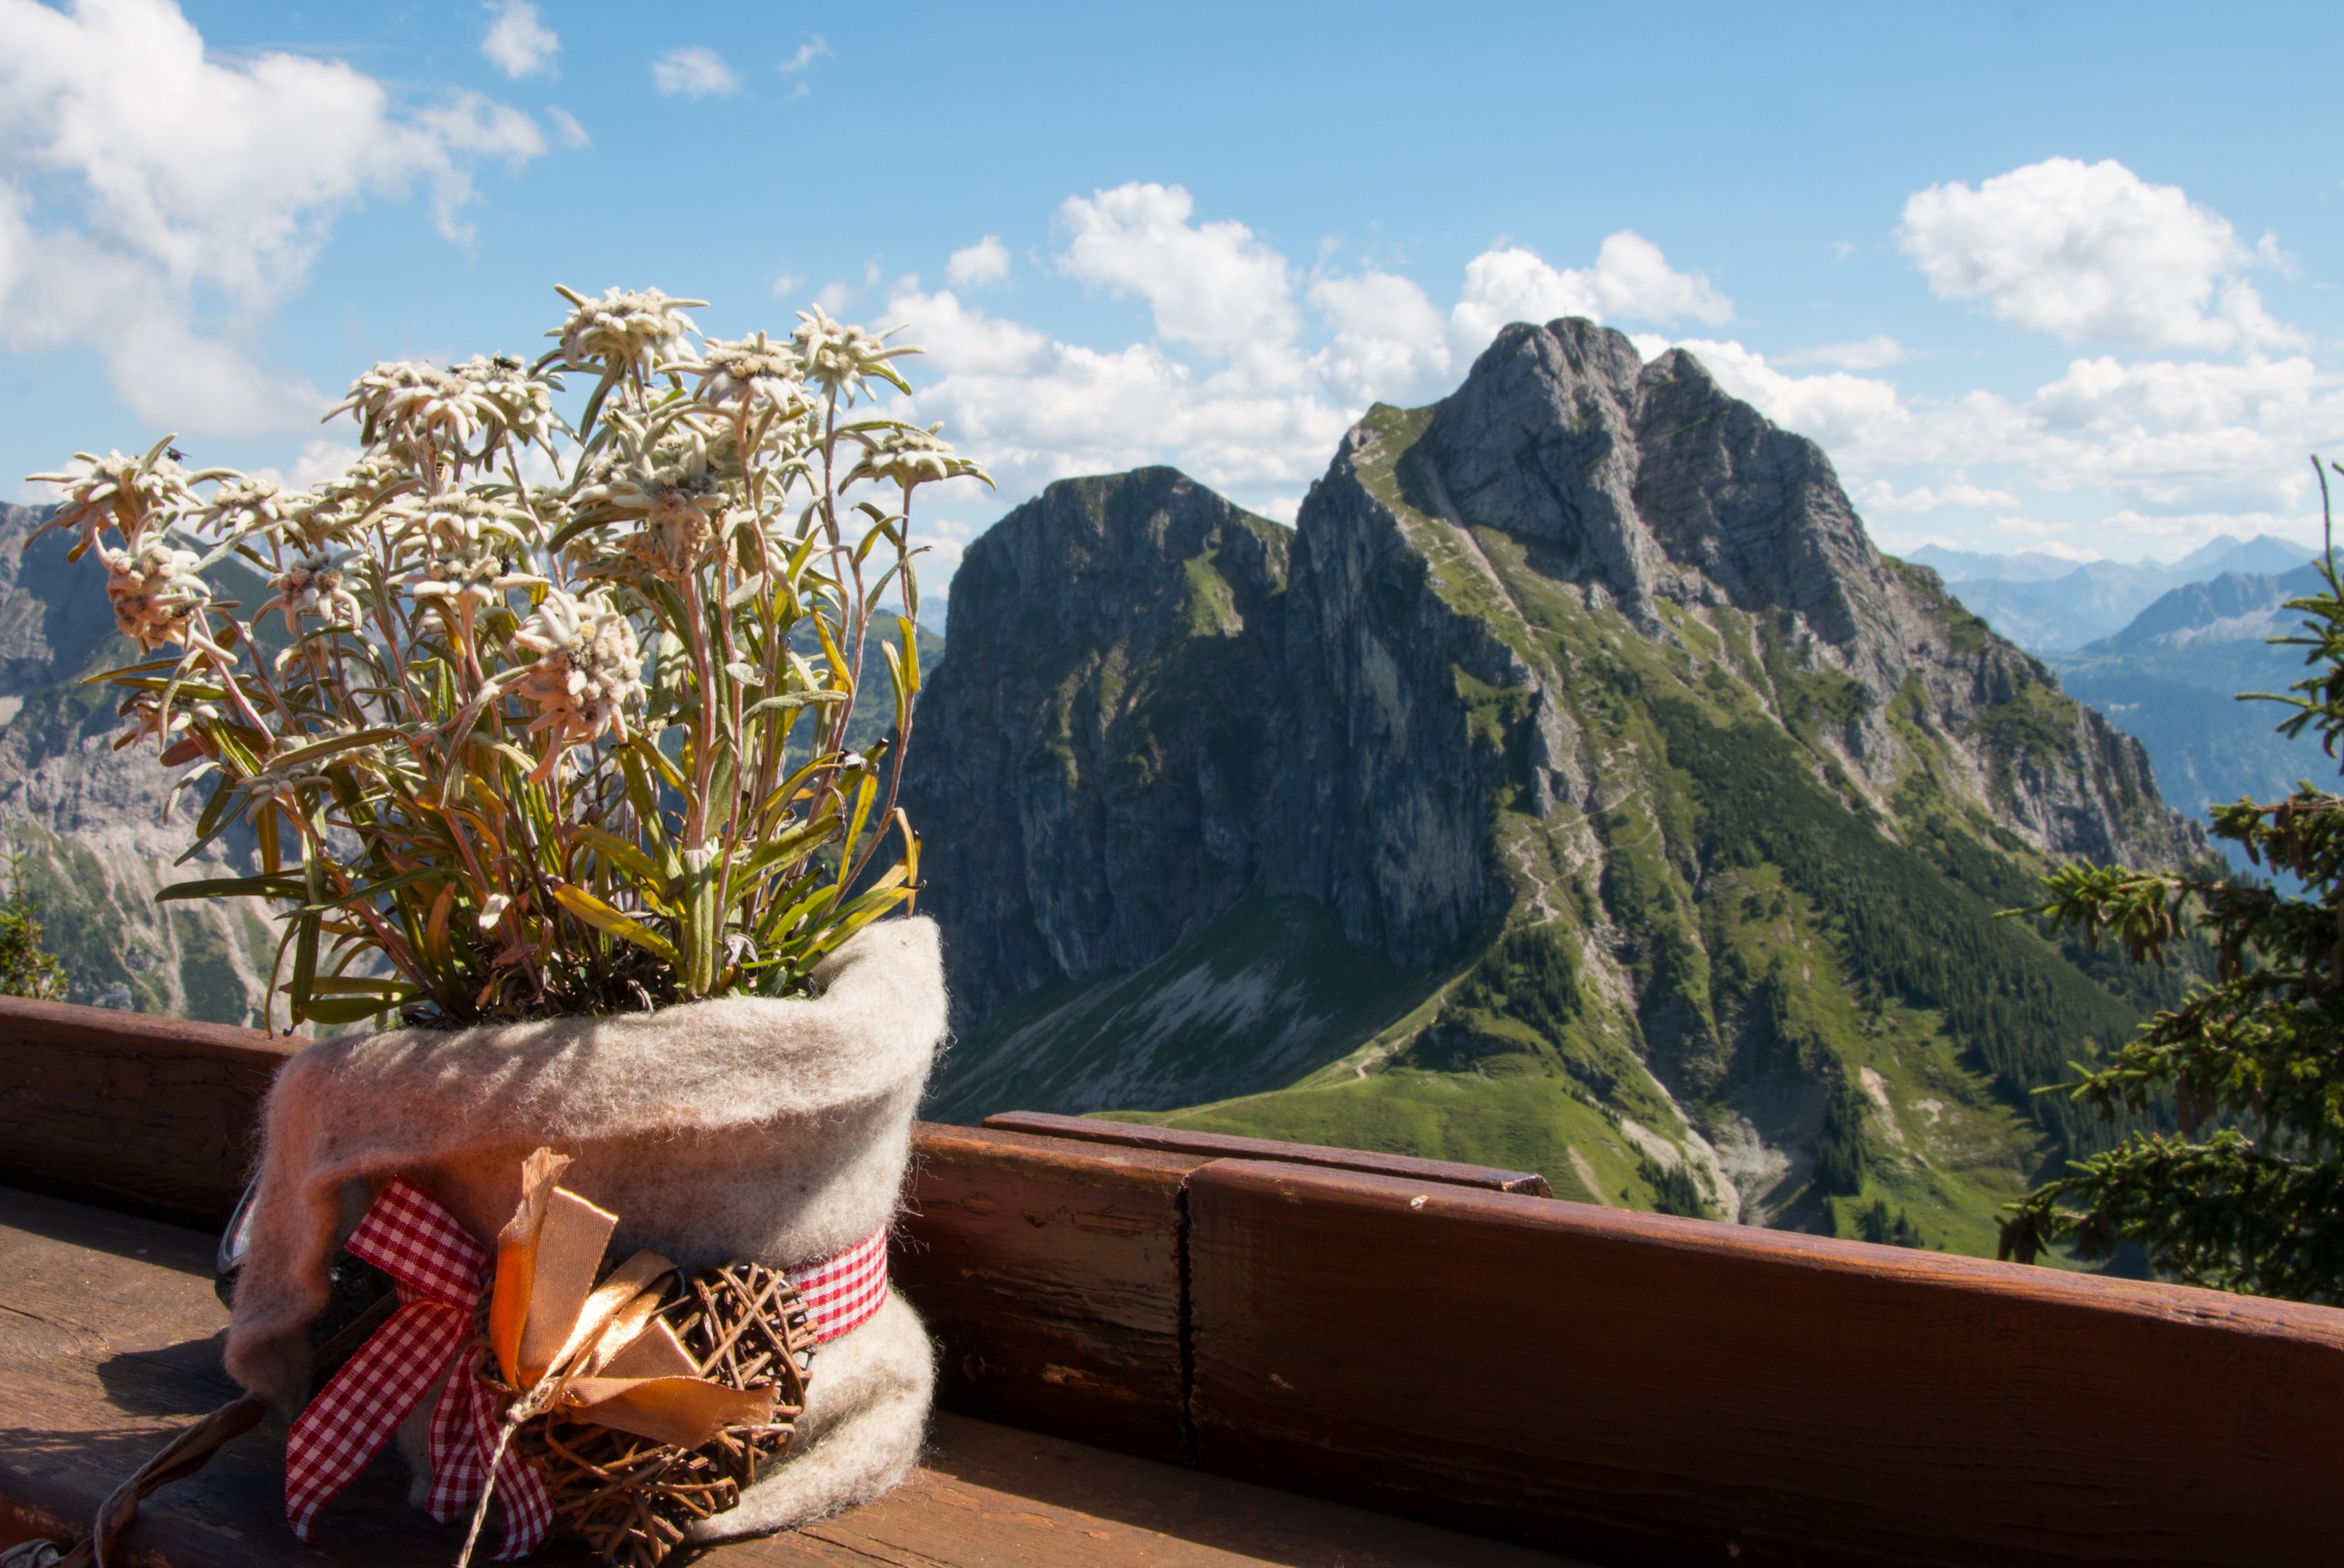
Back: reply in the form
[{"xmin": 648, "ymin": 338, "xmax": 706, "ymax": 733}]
[{"xmin": 4, "ymin": 993, "xmax": 2339, "ymax": 1567}]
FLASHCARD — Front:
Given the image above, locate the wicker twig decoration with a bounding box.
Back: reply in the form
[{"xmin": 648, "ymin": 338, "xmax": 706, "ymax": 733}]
[{"xmin": 506, "ymin": 1262, "xmax": 816, "ymax": 1567}]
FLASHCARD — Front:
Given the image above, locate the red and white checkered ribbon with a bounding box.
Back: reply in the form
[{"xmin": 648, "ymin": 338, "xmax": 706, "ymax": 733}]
[{"xmin": 282, "ymin": 1177, "xmax": 891, "ymax": 1557}]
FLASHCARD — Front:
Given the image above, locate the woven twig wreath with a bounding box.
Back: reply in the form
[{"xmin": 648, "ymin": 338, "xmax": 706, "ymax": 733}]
[{"xmin": 500, "ymin": 1262, "xmax": 817, "ymax": 1567}]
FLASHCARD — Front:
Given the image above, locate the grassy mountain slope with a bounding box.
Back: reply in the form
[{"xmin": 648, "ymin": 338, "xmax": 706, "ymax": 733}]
[{"xmin": 918, "ymin": 324, "xmax": 2201, "ymax": 1257}]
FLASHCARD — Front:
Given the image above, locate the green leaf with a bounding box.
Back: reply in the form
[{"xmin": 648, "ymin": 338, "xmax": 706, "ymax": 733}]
[{"xmin": 551, "ymin": 883, "xmax": 682, "ymax": 966}]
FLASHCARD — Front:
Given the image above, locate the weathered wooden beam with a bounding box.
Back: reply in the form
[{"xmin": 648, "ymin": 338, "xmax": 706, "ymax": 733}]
[
  {"xmin": 982, "ymin": 1110, "xmax": 1553, "ymax": 1195},
  {"xmin": 0, "ymin": 997, "xmax": 295, "ymax": 1229},
  {"xmin": 1184, "ymin": 1158, "xmax": 2344, "ymax": 1568},
  {"xmin": 893, "ymin": 1124, "xmax": 1203, "ymax": 1463}
]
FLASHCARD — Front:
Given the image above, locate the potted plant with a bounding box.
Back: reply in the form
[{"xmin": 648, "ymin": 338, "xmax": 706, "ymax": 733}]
[{"xmin": 29, "ymin": 286, "xmax": 985, "ymax": 1562}]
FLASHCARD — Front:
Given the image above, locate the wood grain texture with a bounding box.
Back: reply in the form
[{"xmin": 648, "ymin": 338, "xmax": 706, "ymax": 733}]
[
  {"xmin": 0, "ymin": 1186, "xmax": 1569, "ymax": 1568},
  {"xmin": 1185, "ymin": 1159, "xmax": 2344, "ymax": 1568},
  {"xmin": 0, "ymin": 997, "xmax": 292, "ymax": 1230},
  {"xmin": 982, "ymin": 1111, "xmax": 1555, "ymax": 1195},
  {"xmin": 895, "ymin": 1124, "xmax": 1206, "ymax": 1463}
]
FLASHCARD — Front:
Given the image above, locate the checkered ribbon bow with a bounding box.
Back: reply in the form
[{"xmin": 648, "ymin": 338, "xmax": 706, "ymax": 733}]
[{"xmin": 283, "ymin": 1177, "xmax": 892, "ymax": 1559}]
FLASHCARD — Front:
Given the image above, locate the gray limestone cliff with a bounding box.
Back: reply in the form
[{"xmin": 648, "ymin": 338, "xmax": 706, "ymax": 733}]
[{"xmin": 904, "ymin": 319, "xmax": 2203, "ymax": 1247}]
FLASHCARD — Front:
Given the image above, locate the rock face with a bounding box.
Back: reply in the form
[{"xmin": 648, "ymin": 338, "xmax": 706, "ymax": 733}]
[
  {"xmin": 906, "ymin": 319, "xmax": 2205, "ymax": 1250},
  {"xmin": 0, "ymin": 505, "xmax": 277, "ymax": 1023}
]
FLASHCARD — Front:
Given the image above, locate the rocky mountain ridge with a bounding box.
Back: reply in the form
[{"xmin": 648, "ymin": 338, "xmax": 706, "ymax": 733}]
[
  {"xmin": 0, "ymin": 504, "xmax": 277, "ymax": 1022},
  {"xmin": 907, "ymin": 318, "xmax": 2200, "ymax": 1250}
]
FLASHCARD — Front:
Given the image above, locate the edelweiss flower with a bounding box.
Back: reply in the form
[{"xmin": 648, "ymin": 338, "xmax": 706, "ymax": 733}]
[
  {"xmin": 550, "ymin": 285, "xmax": 703, "ymax": 373},
  {"xmin": 334, "ymin": 362, "xmax": 491, "ymax": 450},
  {"xmin": 454, "ymin": 354, "xmax": 560, "ymax": 448},
  {"xmin": 846, "ymin": 423, "xmax": 993, "ymax": 496},
  {"xmin": 264, "ymin": 552, "xmax": 364, "ymax": 637},
  {"xmin": 511, "ymin": 589, "xmax": 647, "ymax": 780},
  {"xmin": 693, "ymin": 332, "xmax": 810, "ymax": 417},
  {"xmin": 407, "ymin": 538, "xmax": 544, "ymax": 618},
  {"xmin": 102, "ymin": 539, "xmax": 211, "ymax": 650},
  {"xmin": 28, "ymin": 436, "xmax": 195, "ymax": 558},
  {"xmin": 792, "ymin": 306, "xmax": 918, "ymax": 401},
  {"xmin": 200, "ymin": 475, "xmax": 298, "ymax": 544}
]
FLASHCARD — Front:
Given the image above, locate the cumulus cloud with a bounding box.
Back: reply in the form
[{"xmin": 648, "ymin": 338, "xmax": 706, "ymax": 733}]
[
  {"xmin": 652, "ymin": 46, "xmax": 739, "ymax": 97},
  {"xmin": 1058, "ymin": 183, "xmax": 1299, "ymax": 359},
  {"xmin": 946, "ymin": 236, "xmax": 1010, "ymax": 288},
  {"xmin": 1451, "ymin": 231, "xmax": 1732, "ymax": 348},
  {"xmin": 481, "ymin": 1, "xmax": 558, "ymax": 78},
  {"xmin": 1899, "ymin": 158, "xmax": 2296, "ymax": 351},
  {"xmin": 1310, "ymin": 268, "xmax": 1452, "ymax": 404},
  {"xmin": 0, "ymin": 0, "xmax": 547, "ymax": 435},
  {"xmin": 780, "ymin": 36, "xmax": 832, "ymax": 75}
]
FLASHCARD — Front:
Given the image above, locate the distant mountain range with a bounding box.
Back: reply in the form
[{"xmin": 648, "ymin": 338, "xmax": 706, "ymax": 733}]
[
  {"xmin": 1906, "ymin": 535, "xmax": 2316, "ymax": 652},
  {"xmin": 903, "ymin": 318, "xmax": 2202, "ymax": 1255},
  {"xmin": 2046, "ymin": 560, "xmax": 2339, "ymax": 853}
]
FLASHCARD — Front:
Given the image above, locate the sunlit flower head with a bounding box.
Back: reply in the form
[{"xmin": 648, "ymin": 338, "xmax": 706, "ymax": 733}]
[
  {"xmin": 551, "ymin": 285, "xmax": 703, "ymax": 373},
  {"xmin": 511, "ymin": 587, "xmax": 647, "ymax": 780},
  {"xmin": 102, "ymin": 539, "xmax": 210, "ymax": 650},
  {"xmin": 792, "ymin": 306, "xmax": 918, "ymax": 401},
  {"xmin": 264, "ymin": 551, "xmax": 364, "ymax": 637},
  {"xmin": 693, "ymin": 332, "xmax": 810, "ymax": 417},
  {"xmin": 846, "ymin": 422, "xmax": 993, "ymax": 495},
  {"xmin": 27, "ymin": 436, "xmax": 194, "ymax": 557}
]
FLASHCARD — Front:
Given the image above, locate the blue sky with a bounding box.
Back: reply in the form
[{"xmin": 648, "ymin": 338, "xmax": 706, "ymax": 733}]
[{"xmin": 7, "ymin": 0, "xmax": 2344, "ymax": 600}]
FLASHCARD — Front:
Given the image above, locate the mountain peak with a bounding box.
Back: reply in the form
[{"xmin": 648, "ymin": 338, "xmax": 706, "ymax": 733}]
[{"xmin": 1410, "ymin": 317, "xmax": 1888, "ymax": 648}]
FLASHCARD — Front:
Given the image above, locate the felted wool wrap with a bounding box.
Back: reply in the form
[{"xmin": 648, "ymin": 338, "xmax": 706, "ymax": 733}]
[{"xmin": 225, "ymin": 915, "xmax": 948, "ymax": 1541}]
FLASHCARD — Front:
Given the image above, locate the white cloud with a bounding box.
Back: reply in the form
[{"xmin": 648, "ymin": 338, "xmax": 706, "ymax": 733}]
[
  {"xmin": 547, "ymin": 107, "xmax": 589, "ymax": 149},
  {"xmin": 1855, "ymin": 479, "xmax": 2021, "ymax": 515},
  {"xmin": 946, "ymin": 236, "xmax": 1010, "ymax": 288},
  {"xmin": 769, "ymin": 269, "xmax": 804, "ymax": 299},
  {"xmin": 1899, "ymin": 158, "xmax": 2297, "ymax": 351},
  {"xmin": 780, "ymin": 36, "xmax": 831, "ymax": 74},
  {"xmin": 481, "ymin": 1, "xmax": 558, "ymax": 78},
  {"xmin": 0, "ymin": 0, "xmax": 546, "ymax": 436},
  {"xmin": 1058, "ymin": 183, "xmax": 1299, "ymax": 359},
  {"xmin": 652, "ymin": 46, "xmax": 739, "ymax": 98},
  {"xmin": 1451, "ymin": 231, "xmax": 1732, "ymax": 348},
  {"xmin": 1309, "ymin": 268, "xmax": 1450, "ymax": 404},
  {"xmin": 1781, "ymin": 335, "xmax": 1906, "ymax": 371}
]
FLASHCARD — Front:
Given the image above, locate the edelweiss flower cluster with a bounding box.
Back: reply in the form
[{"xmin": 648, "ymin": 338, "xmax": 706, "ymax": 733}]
[
  {"xmin": 29, "ymin": 282, "xmax": 993, "ymax": 1024},
  {"xmin": 510, "ymin": 589, "xmax": 647, "ymax": 780},
  {"xmin": 102, "ymin": 539, "xmax": 210, "ymax": 650}
]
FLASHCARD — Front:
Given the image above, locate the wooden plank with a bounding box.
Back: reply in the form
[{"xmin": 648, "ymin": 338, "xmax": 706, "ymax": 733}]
[
  {"xmin": 1185, "ymin": 1159, "xmax": 2344, "ymax": 1568},
  {"xmin": 982, "ymin": 1110, "xmax": 1554, "ymax": 1195},
  {"xmin": 0, "ymin": 1186, "xmax": 1571, "ymax": 1568},
  {"xmin": 745, "ymin": 1412, "xmax": 1574, "ymax": 1567},
  {"xmin": 0, "ymin": 997, "xmax": 293, "ymax": 1230},
  {"xmin": 894, "ymin": 1124, "xmax": 1205, "ymax": 1464}
]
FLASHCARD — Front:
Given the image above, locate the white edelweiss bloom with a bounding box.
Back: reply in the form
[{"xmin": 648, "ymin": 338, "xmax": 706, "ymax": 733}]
[
  {"xmin": 792, "ymin": 306, "xmax": 919, "ymax": 401},
  {"xmin": 102, "ymin": 538, "xmax": 211, "ymax": 650},
  {"xmin": 452, "ymin": 353, "xmax": 560, "ymax": 448},
  {"xmin": 333, "ymin": 362, "xmax": 491, "ymax": 451},
  {"xmin": 693, "ymin": 331, "xmax": 810, "ymax": 417},
  {"xmin": 550, "ymin": 285, "xmax": 704, "ymax": 374},
  {"xmin": 28, "ymin": 436, "xmax": 195, "ymax": 556},
  {"xmin": 200, "ymin": 475, "xmax": 298, "ymax": 544},
  {"xmin": 510, "ymin": 588, "xmax": 647, "ymax": 780},
  {"xmin": 264, "ymin": 551, "xmax": 364, "ymax": 636},
  {"xmin": 846, "ymin": 422, "xmax": 994, "ymax": 495},
  {"xmin": 406, "ymin": 537, "xmax": 544, "ymax": 617}
]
